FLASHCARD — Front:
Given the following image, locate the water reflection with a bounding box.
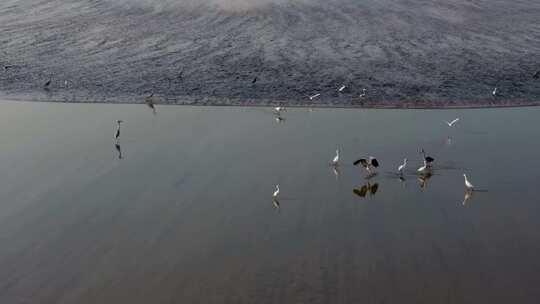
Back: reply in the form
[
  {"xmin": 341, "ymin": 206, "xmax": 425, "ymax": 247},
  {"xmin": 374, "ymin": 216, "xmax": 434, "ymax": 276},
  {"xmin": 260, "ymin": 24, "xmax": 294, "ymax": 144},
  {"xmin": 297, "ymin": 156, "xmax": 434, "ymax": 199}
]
[
  {"xmin": 114, "ymin": 142, "xmax": 123, "ymax": 159},
  {"xmin": 353, "ymin": 182, "xmax": 379, "ymax": 198},
  {"xmin": 462, "ymin": 191, "xmax": 473, "ymax": 206},
  {"xmin": 418, "ymin": 172, "xmax": 432, "ymax": 190},
  {"xmin": 272, "ymin": 198, "xmax": 281, "ymax": 210},
  {"xmin": 331, "ymin": 166, "xmax": 340, "ymax": 180}
]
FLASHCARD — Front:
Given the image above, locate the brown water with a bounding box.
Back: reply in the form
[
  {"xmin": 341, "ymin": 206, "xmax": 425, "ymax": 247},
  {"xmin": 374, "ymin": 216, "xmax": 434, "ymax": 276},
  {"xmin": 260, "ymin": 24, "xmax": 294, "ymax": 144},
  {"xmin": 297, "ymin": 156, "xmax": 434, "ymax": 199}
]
[{"xmin": 0, "ymin": 100, "xmax": 539, "ymax": 303}]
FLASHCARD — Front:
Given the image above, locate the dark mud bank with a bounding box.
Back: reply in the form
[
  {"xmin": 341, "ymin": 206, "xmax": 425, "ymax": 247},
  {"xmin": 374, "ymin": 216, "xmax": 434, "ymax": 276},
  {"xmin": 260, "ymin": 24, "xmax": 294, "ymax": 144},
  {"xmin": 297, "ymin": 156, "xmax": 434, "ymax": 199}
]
[{"xmin": 1, "ymin": 0, "xmax": 540, "ymax": 107}]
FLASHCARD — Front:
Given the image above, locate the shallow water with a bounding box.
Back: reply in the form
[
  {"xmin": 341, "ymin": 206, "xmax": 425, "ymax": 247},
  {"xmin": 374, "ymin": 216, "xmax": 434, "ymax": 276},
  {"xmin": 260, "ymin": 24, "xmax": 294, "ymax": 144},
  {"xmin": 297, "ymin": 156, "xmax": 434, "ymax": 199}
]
[{"xmin": 0, "ymin": 100, "xmax": 539, "ymax": 303}]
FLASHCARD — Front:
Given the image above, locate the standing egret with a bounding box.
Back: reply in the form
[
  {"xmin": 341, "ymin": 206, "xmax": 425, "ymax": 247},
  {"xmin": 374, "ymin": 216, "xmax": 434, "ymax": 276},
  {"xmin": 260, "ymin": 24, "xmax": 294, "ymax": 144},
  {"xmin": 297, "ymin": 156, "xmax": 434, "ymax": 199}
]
[
  {"xmin": 445, "ymin": 118, "xmax": 460, "ymax": 127},
  {"xmin": 309, "ymin": 93, "xmax": 321, "ymax": 100},
  {"xmin": 331, "ymin": 149, "xmax": 340, "ymax": 166},
  {"xmin": 359, "ymin": 88, "xmax": 367, "ymax": 98},
  {"xmin": 492, "ymin": 87, "xmax": 498, "ymax": 97},
  {"xmin": 338, "ymin": 84, "xmax": 346, "ymax": 92},
  {"xmin": 398, "ymin": 158, "xmax": 407, "ymax": 175},
  {"xmin": 354, "ymin": 156, "xmax": 379, "ymax": 173},
  {"xmin": 273, "ymin": 184, "xmax": 280, "ymax": 199},
  {"xmin": 115, "ymin": 120, "xmax": 123, "ymax": 142},
  {"xmin": 463, "ymin": 174, "xmax": 474, "ymax": 191},
  {"xmin": 274, "ymin": 106, "xmax": 286, "ymax": 114}
]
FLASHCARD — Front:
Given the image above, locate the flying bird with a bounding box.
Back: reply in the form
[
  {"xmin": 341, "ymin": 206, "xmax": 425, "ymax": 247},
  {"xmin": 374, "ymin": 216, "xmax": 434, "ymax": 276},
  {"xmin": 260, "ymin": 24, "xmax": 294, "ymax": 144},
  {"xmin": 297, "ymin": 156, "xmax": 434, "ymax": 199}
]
[
  {"xmin": 445, "ymin": 118, "xmax": 460, "ymax": 127},
  {"xmin": 354, "ymin": 156, "xmax": 379, "ymax": 173},
  {"xmin": 338, "ymin": 84, "xmax": 346, "ymax": 92},
  {"xmin": 463, "ymin": 174, "xmax": 474, "ymax": 191},
  {"xmin": 398, "ymin": 158, "xmax": 407, "ymax": 175},
  {"xmin": 309, "ymin": 93, "xmax": 321, "ymax": 100},
  {"xmin": 273, "ymin": 184, "xmax": 280, "ymax": 199},
  {"xmin": 331, "ymin": 149, "xmax": 340, "ymax": 166}
]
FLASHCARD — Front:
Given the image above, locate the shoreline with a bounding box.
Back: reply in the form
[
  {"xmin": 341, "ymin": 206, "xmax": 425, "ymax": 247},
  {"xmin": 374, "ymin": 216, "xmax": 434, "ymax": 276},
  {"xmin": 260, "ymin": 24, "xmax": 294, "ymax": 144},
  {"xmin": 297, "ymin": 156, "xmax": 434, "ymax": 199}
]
[{"xmin": 1, "ymin": 92, "xmax": 539, "ymax": 110}]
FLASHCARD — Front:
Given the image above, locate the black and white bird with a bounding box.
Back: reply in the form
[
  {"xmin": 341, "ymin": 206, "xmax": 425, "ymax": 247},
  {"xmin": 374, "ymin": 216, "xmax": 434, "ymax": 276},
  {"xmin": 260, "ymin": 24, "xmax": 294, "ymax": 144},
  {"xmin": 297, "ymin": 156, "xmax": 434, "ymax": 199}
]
[
  {"xmin": 353, "ymin": 156, "xmax": 379, "ymax": 173},
  {"xmin": 463, "ymin": 174, "xmax": 474, "ymax": 191},
  {"xmin": 418, "ymin": 148, "xmax": 434, "ymax": 173},
  {"xmin": 331, "ymin": 149, "xmax": 340, "ymax": 166},
  {"xmin": 114, "ymin": 120, "xmax": 123, "ymax": 141},
  {"xmin": 445, "ymin": 118, "xmax": 460, "ymax": 127},
  {"xmin": 398, "ymin": 158, "xmax": 407, "ymax": 175},
  {"xmin": 273, "ymin": 184, "xmax": 280, "ymax": 199},
  {"xmin": 309, "ymin": 93, "xmax": 321, "ymax": 101}
]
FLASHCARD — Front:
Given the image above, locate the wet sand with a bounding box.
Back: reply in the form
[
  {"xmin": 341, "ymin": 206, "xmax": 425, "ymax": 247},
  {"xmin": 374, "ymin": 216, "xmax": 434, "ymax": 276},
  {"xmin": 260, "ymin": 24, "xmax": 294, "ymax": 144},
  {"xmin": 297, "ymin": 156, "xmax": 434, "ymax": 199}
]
[
  {"xmin": 1, "ymin": 0, "xmax": 540, "ymax": 107},
  {"xmin": 0, "ymin": 100, "xmax": 540, "ymax": 303}
]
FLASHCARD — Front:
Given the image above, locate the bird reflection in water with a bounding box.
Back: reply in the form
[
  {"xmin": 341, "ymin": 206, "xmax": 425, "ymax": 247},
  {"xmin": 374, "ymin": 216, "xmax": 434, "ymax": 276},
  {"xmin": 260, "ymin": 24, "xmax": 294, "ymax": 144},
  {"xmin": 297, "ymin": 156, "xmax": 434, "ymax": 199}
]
[
  {"xmin": 274, "ymin": 115, "xmax": 285, "ymax": 123},
  {"xmin": 418, "ymin": 172, "xmax": 432, "ymax": 190},
  {"xmin": 353, "ymin": 182, "xmax": 379, "ymax": 198},
  {"xmin": 332, "ymin": 166, "xmax": 340, "ymax": 180},
  {"xmin": 272, "ymin": 198, "xmax": 280, "ymax": 210},
  {"xmin": 462, "ymin": 191, "xmax": 473, "ymax": 206},
  {"xmin": 114, "ymin": 142, "xmax": 123, "ymax": 159}
]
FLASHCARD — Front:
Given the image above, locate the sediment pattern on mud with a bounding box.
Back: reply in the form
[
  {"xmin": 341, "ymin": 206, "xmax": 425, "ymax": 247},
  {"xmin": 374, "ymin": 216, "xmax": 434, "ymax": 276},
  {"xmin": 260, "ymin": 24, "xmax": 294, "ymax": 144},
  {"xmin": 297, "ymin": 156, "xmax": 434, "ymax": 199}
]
[{"xmin": 1, "ymin": 0, "xmax": 540, "ymax": 107}]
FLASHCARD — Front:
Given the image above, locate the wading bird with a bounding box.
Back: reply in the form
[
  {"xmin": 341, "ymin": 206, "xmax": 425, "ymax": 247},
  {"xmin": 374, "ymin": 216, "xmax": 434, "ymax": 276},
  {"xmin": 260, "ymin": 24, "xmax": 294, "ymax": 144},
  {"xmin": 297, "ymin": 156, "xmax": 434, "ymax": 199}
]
[
  {"xmin": 418, "ymin": 148, "xmax": 434, "ymax": 173},
  {"xmin": 274, "ymin": 106, "xmax": 286, "ymax": 115},
  {"xmin": 398, "ymin": 158, "xmax": 407, "ymax": 175},
  {"xmin": 331, "ymin": 149, "xmax": 340, "ymax": 166},
  {"xmin": 359, "ymin": 88, "xmax": 367, "ymax": 98},
  {"xmin": 115, "ymin": 120, "xmax": 123, "ymax": 141},
  {"xmin": 445, "ymin": 118, "xmax": 460, "ymax": 127},
  {"xmin": 492, "ymin": 87, "xmax": 498, "ymax": 97},
  {"xmin": 273, "ymin": 184, "xmax": 280, "ymax": 199},
  {"xmin": 354, "ymin": 156, "xmax": 379, "ymax": 173},
  {"xmin": 463, "ymin": 174, "xmax": 474, "ymax": 191}
]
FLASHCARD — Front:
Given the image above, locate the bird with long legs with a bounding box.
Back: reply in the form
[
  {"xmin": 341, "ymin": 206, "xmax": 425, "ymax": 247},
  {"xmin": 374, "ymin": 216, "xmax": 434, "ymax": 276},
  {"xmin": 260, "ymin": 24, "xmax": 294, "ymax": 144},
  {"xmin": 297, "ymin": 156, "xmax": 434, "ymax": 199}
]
[
  {"xmin": 463, "ymin": 174, "xmax": 474, "ymax": 192},
  {"xmin": 114, "ymin": 120, "xmax": 123, "ymax": 143},
  {"xmin": 272, "ymin": 184, "xmax": 280, "ymax": 199},
  {"xmin": 331, "ymin": 149, "xmax": 340, "ymax": 167},
  {"xmin": 397, "ymin": 158, "xmax": 407, "ymax": 176}
]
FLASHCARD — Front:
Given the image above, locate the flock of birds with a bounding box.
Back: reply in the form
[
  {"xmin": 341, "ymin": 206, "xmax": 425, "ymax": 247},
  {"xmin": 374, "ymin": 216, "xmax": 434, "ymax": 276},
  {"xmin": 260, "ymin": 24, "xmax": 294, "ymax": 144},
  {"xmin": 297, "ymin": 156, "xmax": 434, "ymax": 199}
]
[
  {"xmin": 269, "ymin": 106, "xmax": 478, "ymax": 207},
  {"xmin": 103, "ymin": 79, "xmax": 496, "ymax": 208}
]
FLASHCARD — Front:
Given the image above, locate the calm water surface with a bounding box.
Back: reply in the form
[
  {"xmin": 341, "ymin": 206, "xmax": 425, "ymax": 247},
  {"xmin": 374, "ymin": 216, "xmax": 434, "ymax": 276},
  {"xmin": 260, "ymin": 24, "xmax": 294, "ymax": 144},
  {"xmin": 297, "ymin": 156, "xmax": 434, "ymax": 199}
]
[{"xmin": 0, "ymin": 101, "xmax": 539, "ymax": 303}]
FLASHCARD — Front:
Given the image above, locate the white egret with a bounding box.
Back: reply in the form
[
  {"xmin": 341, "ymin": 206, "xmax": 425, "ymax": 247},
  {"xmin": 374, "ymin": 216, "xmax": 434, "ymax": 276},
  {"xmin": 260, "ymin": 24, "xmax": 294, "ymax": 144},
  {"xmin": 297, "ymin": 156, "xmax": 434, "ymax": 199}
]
[
  {"xmin": 492, "ymin": 87, "xmax": 497, "ymax": 97},
  {"xmin": 445, "ymin": 118, "xmax": 460, "ymax": 127},
  {"xmin": 338, "ymin": 84, "xmax": 346, "ymax": 92},
  {"xmin": 309, "ymin": 93, "xmax": 321, "ymax": 100},
  {"xmin": 359, "ymin": 88, "xmax": 367, "ymax": 97},
  {"xmin": 463, "ymin": 174, "xmax": 474, "ymax": 191},
  {"xmin": 274, "ymin": 106, "xmax": 286, "ymax": 114},
  {"xmin": 273, "ymin": 184, "xmax": 280, "ymax": 198},
  {"xmin": 331, "ymin": 149, "xmax": 340, "ymax": 166},
  {"xmin": 398, "ymin": 158, "xmax": 407, "ymax": 174}
]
